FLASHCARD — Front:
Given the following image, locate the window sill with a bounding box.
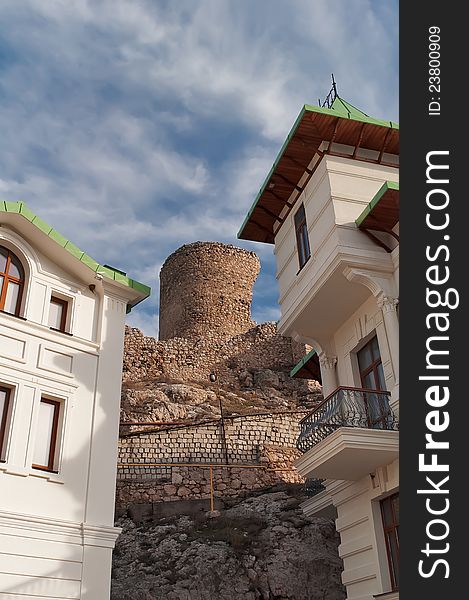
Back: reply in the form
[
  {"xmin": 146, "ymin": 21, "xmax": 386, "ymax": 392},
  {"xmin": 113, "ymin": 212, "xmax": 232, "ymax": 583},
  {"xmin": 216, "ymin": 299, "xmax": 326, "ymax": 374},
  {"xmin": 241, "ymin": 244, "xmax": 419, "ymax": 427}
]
[
  {"xmin": 0, "ymin": 309, "xmax": 27, "ymax": 321},
  {"xmin": 296, "ymin": 255, "xmax": 311, "ymax": 275},
  {"xmin": 49, "ymin": 327, "xmax": 73, "ymax": 337},
  {"xmin": 32, "ymin": 464, "xmax": 59, "ymax": 474},
  {"xmin": 374, "ymin": 589, "xmax": 399, "ymax": 599},
  {"xmin": 30, "ymin": 468, "xmax": 64, "ymax": 484},
  {"xmin": 0, "ymin": 463, "xmax": 64, "ymax": 484}
]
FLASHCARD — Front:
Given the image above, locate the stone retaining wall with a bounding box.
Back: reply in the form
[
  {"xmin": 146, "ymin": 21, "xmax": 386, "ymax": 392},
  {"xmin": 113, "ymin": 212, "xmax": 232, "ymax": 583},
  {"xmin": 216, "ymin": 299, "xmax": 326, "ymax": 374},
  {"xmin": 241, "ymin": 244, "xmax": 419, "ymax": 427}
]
[{"xmin": 116, "ymin": 411, "xmax": 307, "ymax": 508}]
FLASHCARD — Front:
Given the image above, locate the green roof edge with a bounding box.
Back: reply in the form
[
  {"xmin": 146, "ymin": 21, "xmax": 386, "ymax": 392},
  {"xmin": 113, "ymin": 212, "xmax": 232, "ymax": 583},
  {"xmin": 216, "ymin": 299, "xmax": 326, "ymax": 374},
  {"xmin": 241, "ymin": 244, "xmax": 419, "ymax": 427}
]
[
  {"xmin": 237, "ymin": 104, "xmax": 308, "ymax": 239},
  {"xmin": 355, "ymin": 180, "xmax": 399, "ymax": 228},
  {"xmin": 290, "ymin": 348, "xmax": 318, "ymax": 378},
  {"xmin": 237, "ymin": 98, "xmax": 399, "ymax": 240},
  {"xmin": 0, "ymin": 201, "xmax": 151, "ymax": 308}
]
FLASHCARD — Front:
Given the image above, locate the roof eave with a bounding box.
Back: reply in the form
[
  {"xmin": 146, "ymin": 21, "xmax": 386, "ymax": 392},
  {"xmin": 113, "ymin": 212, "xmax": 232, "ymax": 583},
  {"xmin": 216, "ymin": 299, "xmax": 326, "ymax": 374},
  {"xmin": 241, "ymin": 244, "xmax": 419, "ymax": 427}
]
[
  {"xmin": 0, "ymin": 201, "xmax": 151, "ymax": 309},
  {"xmin": 237, "ymin": 105, "xmax": 308, "ymax": 241},
  {"xmin": 355, "ymin": 180, "xmax": 400, "ymax": 228},
  {"xmin": 238, "ymin": 100, "xmax": 399, "ymax": 244}
]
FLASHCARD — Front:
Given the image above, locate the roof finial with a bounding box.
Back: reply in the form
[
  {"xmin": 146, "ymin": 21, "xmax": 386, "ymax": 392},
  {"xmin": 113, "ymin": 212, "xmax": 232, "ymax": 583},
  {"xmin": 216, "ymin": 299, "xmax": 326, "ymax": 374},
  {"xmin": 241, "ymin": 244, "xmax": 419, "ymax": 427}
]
[{"xmin": 320, "ymin": 74, "xmax": 338, "ymax": 109}]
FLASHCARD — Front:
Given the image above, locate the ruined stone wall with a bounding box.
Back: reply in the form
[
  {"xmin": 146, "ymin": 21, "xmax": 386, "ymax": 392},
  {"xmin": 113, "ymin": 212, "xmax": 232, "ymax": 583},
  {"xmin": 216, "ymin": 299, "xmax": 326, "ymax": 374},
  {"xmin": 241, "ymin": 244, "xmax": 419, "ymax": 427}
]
[
  {"xmin": 118, "ymin": 242, "xmax": 320, "ymax": 509},
  {"xmin": 159, "ymin": 242, "xmax": 260, "ymax": 341},
  {"xmin": 123, "ymin": 321, "xmax": 307, "ymax": 387},
  {"xmin": 116, "ymin": 411, "xmax": 307, "ymax": 507}
]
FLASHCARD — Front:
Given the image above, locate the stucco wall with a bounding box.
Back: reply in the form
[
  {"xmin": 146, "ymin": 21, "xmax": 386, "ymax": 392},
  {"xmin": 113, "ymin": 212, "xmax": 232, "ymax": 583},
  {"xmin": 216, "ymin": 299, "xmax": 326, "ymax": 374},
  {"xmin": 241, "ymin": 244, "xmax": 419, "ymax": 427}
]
[
  {"xmin": 274, "ymin": 156, "xmax": 399, "ymax": 337},
  {"xmin": 0, "ymin": 224, "xmax": 132, "ymax": 599}
]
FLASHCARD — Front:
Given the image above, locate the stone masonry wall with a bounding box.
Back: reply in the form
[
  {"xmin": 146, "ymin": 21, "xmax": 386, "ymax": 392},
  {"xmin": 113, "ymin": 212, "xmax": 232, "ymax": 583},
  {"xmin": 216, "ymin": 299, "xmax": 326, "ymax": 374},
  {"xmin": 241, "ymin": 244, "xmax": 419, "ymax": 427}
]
[
  {"xmin": 116, "ymin": 411, "xmax": 307, "ymax": 507},
  {"xmin": 118, "ymin": 242, "xmax": 320, "ymax": 510},
  {"xmin": 123, "ymin": 321, "xmax": 307, "ymax": 387},
  {"xmin": 159, "ymin": 242, "xmax": 260, "ymax": 341}
]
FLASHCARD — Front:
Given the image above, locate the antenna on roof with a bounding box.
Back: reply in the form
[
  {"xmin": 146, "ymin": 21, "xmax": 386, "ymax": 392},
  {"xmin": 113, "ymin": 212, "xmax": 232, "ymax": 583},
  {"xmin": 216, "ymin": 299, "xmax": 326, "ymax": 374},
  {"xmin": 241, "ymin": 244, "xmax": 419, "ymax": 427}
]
[{"xmin": 319, "ymin": 74, "xmax": 338, "ymax": 109}]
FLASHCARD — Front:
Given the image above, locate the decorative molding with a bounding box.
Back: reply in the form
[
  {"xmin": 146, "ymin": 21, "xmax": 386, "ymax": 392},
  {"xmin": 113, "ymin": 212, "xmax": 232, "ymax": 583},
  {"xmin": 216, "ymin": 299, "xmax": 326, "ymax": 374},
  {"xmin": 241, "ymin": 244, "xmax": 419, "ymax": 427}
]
[
  {"xmin": 377, "ymin": 295, "xmax": 399, "ymax": 314},
  {"xmin": 0, "ymin": 311, "xmax": 99, "ymax": 354},
  {"xmin": 342, "ymin": 562, "xmax": 378, "ymax": 586},
  {"xmin": 0, "ymin": 510, "xmax": 120, "ymax": 548},
  {"xmin": 339, "ymin": 535, "xmax": 374, "ymax": 559},
  {"xmin": 38, "ymin": 345, "xmax": 74, "ymax": 377},
  {"xmin": 291, "ymin": 332, "xmax": 323, "ymax": 355},
  {"xmin": 279, "ymin": 251, "xmax": 393, "ymax": 336},
  {"xmin": 343, "ymin": 267, "xmax": 384, "ymax": 297},
  {"xmin": 318, "ymin": 353, "xmax": 337, "ymax": 370}
]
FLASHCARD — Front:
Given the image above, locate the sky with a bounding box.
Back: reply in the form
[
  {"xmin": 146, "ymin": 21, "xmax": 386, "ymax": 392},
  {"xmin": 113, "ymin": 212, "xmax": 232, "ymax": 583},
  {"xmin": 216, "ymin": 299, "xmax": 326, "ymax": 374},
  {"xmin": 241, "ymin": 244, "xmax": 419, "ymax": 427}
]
[{"xmin": 0, "ymin": 0, "xmax": 398, "ymax": 336}]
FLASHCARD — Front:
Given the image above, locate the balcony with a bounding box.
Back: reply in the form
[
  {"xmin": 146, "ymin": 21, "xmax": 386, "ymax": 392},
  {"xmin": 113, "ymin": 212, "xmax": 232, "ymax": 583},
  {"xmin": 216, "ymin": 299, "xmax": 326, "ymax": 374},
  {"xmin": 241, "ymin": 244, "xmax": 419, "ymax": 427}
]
[{"xmin": 295, "ymin": 387, "xmax": 399, "ymax": 481}]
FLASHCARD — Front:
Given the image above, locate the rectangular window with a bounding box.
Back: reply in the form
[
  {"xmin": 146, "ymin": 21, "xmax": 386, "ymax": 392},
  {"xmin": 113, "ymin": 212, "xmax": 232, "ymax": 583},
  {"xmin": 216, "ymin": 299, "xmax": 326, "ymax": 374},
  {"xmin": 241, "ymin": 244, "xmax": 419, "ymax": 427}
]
[
  {"xmin": 357, "ymin": 335, "xmax": 386, "ymax": 391},
  {"xmin": 32, "ymin": 397, "xmax": 61, "ymax": 472},
  {"xmin": 357, "ymin": 336, "xmax": 390, "ymax": 428},
  {"xmin": 48, "ymin": 296, "xmax": 68, "ymax": 332},
  {"xmin": 294, "ymin": 204, "xmax": 311, "ymax": 270},
  {"xmin": 0, "ymin": 386, "xmax": 12, "ymax": 462},
  {"xmin": 380, "ymin": 493, "xmax": 399, "ymax": 590}
]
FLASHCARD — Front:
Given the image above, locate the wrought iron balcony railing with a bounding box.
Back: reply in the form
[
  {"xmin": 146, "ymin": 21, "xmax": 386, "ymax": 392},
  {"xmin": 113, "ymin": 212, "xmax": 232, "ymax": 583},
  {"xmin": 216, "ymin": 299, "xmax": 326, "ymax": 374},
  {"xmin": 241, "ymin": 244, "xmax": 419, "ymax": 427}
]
[{"xmin": 297, "ymin": 386, "xmax": 398, "ymax": 454}]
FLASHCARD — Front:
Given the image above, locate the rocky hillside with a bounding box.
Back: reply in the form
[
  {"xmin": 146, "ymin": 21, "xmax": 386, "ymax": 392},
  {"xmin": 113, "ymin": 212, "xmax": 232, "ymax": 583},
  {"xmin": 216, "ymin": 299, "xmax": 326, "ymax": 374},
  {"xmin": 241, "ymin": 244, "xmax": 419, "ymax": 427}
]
[
  {"xmin": 111, "ymin": 487, "xmax": 345, "ymax": 600},
  {"xmin": 121, "ymin": 368, "xmax": 320, "ymax": 425}
]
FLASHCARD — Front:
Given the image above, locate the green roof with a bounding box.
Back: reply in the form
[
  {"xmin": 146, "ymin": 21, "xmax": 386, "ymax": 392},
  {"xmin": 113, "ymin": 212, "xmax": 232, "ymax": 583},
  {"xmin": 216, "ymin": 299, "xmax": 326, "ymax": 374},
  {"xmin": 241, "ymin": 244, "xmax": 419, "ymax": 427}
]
[
  {"xmin": 1, "ymin": 201, "xmax": 151, "ymax": 310},
  {"xmin": 355, "ymin": 180, "xmax": 400, "ymax": 228},
  {"xmin": 237, "ymin": 96, "xmax": 399, "ymax": 241},
  {"xmin": 326, "ymin": 96, "xmax": 399, "ymax": 129},
  {"xmin": 290, "ymin": 348, "xmax": 319, "ymax": 378}
]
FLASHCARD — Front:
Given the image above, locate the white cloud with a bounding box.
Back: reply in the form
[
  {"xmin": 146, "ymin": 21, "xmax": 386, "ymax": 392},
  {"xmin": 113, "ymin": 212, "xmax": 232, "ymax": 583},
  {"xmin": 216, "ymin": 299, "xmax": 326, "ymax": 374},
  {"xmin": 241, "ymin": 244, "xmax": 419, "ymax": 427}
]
[
  {"xmin": 0, "ymin": 0, "xmax": 398, "ymax": 336},
  {"xmin": 126, "ymin": 307, "xmax": 159, "ymax": 338}
]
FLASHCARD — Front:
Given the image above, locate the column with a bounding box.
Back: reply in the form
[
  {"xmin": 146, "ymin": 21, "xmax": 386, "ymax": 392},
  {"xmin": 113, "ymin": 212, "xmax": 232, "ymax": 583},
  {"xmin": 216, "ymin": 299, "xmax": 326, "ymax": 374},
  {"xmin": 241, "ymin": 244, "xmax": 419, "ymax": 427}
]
[
  {"xmin": 378, "ymin": 294, "xmax": 399, "ymax": 385},
  {"xmin": 318, "ymin": 353, "xmax": 338, "ymax": 397}
]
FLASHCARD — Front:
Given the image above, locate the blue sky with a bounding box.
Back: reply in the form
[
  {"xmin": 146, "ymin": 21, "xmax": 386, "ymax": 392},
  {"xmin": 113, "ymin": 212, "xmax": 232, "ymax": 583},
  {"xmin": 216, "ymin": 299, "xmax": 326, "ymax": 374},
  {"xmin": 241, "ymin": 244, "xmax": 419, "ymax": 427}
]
[{"xmin": 0, "ymin": 0, "xmax": 398, "ymax": 336}]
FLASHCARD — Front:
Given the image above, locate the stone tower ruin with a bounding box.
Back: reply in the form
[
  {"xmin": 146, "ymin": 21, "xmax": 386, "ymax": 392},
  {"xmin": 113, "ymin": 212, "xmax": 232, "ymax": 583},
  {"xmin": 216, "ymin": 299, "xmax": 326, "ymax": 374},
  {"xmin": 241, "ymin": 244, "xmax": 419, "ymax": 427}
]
[{"xmin": 159, "ymin": 242, "xmax": 261, "ymax": 341}]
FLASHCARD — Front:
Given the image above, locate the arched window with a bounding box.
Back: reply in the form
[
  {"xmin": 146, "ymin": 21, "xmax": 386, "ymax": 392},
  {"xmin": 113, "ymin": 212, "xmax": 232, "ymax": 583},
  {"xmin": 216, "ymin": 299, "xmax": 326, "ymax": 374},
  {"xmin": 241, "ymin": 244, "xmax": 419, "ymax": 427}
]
[{"xmin": 0, "ymin": 245, "xmax": 25, "ymax": 316}]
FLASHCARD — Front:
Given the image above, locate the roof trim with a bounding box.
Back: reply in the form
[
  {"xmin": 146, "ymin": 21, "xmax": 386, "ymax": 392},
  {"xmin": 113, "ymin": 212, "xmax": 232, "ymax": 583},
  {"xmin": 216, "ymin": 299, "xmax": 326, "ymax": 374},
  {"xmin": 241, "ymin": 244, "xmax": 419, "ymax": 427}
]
[
  {"xmin": 0, "ymin": 201, "xmax": 151, "ymax": 308},
  {"xmin": 237, "ymin": 105, "xmax": 308, "ymax": 239},
  {"xmin": 355, "ymin": 181, "xmax": 400, "ymax": 228}
]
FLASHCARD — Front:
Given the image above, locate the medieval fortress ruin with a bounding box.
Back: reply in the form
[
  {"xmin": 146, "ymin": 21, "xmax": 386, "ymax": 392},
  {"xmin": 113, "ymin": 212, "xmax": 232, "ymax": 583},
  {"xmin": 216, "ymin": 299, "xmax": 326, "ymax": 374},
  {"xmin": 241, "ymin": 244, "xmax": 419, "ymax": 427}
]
[{"xmin": 117, "ymin": 242, "xmax": 320, "ymax": 510}]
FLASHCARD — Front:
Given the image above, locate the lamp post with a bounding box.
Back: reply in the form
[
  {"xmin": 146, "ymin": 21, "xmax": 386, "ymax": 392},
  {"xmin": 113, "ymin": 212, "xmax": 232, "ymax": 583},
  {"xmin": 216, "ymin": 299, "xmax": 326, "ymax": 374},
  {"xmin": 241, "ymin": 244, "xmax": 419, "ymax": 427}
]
[{"xmin": 210, "ymin": 371, "xmax": 229, "ymax": 464}]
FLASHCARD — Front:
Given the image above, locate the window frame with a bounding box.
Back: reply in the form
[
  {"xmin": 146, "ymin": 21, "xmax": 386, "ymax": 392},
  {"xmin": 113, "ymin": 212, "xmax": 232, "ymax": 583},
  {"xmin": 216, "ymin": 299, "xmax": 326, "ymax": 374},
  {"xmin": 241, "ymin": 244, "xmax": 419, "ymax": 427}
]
[
  {"xmin": 0, "ymin": 386, "xmax": 12, "ymax": 462},
  {"xmin": 357, "ymin": 336, "xmax": 386, "ymax": 392},
  {"xmin": 0, "ymin": 246, "xmax": 25, "ymax": 317},
  {"xmin": 32, "ymin": 397, "xmax": 61, "ymax": 473},
  {"xmin": 294, "ymin": 204, "xmax": 311, "ymax": 270},
  {"xmin": 380, "ymin": 493, "xmax": 399, "ymax": 591},
  {"xmin": 48, "ymin": 295, "xmax": 69, "ymax": 333}
]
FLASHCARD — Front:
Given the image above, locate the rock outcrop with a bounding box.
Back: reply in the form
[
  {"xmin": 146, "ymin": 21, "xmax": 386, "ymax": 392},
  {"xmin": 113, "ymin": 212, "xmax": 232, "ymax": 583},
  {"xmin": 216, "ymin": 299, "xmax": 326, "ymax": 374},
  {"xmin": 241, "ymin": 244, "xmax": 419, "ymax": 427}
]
[{"xmin": 111, "ymin": 488, "xmax": 345, "ymax": 600}]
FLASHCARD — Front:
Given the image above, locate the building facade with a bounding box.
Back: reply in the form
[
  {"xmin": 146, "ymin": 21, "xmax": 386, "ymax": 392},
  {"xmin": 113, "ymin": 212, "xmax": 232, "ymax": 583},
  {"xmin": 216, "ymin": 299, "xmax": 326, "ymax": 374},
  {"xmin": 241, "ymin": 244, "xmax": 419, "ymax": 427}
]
[
  {"xmin": 239, "ymin": 96, "xmax": 399, "ymax": 600},
  {"xmin": 0, "ymin": 202, "xmax": 150, "ymax": 599}
]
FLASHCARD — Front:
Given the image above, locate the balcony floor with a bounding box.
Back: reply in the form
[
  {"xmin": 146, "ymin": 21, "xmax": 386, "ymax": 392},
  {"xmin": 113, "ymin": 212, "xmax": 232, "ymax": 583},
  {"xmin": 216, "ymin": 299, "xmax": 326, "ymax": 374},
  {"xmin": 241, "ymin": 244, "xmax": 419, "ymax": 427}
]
[{"xmin": 295, "ymin": 427, "xmax": 399, "ymax": 481}]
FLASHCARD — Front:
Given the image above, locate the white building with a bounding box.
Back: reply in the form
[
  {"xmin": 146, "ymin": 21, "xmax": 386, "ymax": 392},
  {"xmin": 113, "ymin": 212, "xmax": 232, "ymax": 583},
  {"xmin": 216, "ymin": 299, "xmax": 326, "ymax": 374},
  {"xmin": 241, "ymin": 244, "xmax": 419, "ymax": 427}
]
[
  {"xmin": 0, "ymin": 202, "xmax": 150, "ymax": 599},
  {"xmin": 239, "ymin": 95, "xmax": 399, "ymax": 600}
]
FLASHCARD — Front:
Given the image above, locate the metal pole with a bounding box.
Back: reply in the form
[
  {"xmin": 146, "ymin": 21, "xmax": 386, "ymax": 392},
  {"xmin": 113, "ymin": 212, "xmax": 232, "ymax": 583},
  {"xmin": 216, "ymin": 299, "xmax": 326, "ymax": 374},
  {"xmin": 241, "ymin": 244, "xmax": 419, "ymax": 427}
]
[
  {"xmin": 217, "ymin": 377, "xmax": 229, "ymax": 465},
  {"xmin": 211, "ymin": 371, "xmax": 229, "ymax": 465},
  {"xmin": 209, "ymin": 464, "xmax": 214, "ymax": 512}
]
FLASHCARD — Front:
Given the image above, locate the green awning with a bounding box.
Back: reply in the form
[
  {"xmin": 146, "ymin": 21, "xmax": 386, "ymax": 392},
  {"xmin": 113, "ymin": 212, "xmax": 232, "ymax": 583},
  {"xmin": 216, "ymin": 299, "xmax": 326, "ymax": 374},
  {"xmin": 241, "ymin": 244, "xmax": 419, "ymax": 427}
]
[
  {"xmin": 355, "ymin": 181, "xmax": 399, "ymax": 253},
  {"xmin": 290, "ymin": 349, "xmax": 322, "ymax": 383},
  {"xmin": 356, "ymin": 181, "xmax": 399, "ymax": 229}
]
